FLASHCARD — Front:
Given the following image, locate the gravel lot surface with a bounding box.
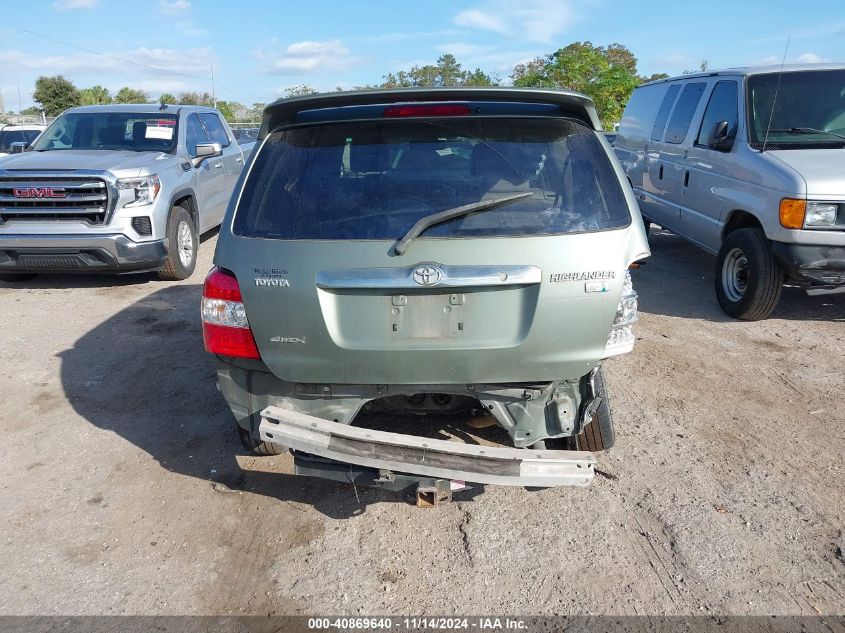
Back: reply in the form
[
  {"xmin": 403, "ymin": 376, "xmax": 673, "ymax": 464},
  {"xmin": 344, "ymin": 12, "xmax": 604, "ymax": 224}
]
[{"xmin": 0, "ymin": 229, "xmax": 843, "ymax": 616}]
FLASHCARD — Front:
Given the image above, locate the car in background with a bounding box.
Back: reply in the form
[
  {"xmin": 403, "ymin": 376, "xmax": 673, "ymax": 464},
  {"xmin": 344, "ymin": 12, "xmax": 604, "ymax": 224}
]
[
  {"xmin": 203, "ymin": 88, "xmax": 650, "ymax": 499},
  {"xmin": 0, "ymin": 124, "xmax": 45, "ymax": 156},
  {"xmin": 615, "ymin": 63, "xmax": 845, "ymax": 320},
  {"xmin": 0, "ymin": 104, "xmax": 249, "ymax": 281}
]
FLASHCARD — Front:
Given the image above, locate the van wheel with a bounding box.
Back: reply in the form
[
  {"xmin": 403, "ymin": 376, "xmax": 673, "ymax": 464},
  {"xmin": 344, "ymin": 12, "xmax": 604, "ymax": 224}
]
[
  {"xmin": 715, "ymin": 228, "xmax": 783, "ymax": 320},
  {"xmin": 0, "ymin": 272, "xmax": 37, "ymax": 282},
  {"xmin": 158, "ymin": 206, "xmax": 197, "ymax": 281},
  {"xmin": 238, "ymin": 425, "xmax": 283, "ymax": 456},
  {"xmin": 576, "ymin": 367, "xmax": 615, "ymax": 451}
]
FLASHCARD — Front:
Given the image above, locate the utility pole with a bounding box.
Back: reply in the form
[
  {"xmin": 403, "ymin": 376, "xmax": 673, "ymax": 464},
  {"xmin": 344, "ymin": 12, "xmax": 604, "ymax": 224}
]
[
  {"xmin": 17, "ymin": 83, "xmax": 22, "ymax": 114},
  {"xmin": 210, "ymin": 63, "xmax": 216, "ymax": 108}
]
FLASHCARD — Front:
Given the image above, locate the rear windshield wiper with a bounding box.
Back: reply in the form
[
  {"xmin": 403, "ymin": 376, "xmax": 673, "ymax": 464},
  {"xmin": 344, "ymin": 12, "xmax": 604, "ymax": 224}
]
[
  {"xmin": 769, "ymin": 127, "xmax": 845, "ymax": 141},
  {"xmin": 394, "ymin": 192, "xmax": 532, "ymax": 256}
]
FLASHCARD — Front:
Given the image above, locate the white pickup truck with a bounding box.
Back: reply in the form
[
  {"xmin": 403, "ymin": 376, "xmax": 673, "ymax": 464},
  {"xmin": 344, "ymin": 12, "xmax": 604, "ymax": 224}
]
[{"xmin": 0, "ymin": 104, "xmax": 253, "ymax": 281}]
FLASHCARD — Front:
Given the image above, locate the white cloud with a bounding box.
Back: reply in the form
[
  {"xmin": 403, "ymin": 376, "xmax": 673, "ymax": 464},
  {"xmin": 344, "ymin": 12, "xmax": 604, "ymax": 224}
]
[
  {"xmin": 795, "ymin": 52, "xmax": 827, "ymax": 63},
  {"xmin": 0, "ymin": 47, "xmax": 212, "ymax": 77},
  {"xmin": 454, "ymin": 11, "xmax": 507, "ymax": 35},
  {"xmin": 454, "ymin": 0, "xmax": 577, "ymax": 43},
  {"xmin": 158, "ymin": 0, "xmax": 191, "ymax": 15},
  {"xmin": 256, "ymin": 39, "xmax": 364, "ymax": 75},
  {"xmin": 436, "ymin": 42, "xmax": 493, "ymax": 57},
  {"xmin": 53, "ymin": 0, "xmax": 97, "ymax": 9}
]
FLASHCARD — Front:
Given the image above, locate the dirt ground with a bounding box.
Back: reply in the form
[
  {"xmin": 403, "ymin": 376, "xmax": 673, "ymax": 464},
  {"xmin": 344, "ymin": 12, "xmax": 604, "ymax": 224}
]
[{"xmin": 0, "ymin": 229, "xmax": 843, "ymax": 616}]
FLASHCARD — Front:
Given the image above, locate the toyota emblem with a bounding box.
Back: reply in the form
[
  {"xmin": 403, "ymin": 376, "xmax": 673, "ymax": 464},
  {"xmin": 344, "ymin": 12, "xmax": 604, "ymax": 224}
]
[{"xmin": 412, "ymin": 265, "xmax": 443, "ymax": 286}]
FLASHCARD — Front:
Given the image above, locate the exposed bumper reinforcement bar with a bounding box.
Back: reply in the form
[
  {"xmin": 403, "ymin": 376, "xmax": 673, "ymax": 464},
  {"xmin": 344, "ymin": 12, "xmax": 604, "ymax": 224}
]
[{"xmin": 259, "ymin": 406, "xmax": 596, "ymax": 487}]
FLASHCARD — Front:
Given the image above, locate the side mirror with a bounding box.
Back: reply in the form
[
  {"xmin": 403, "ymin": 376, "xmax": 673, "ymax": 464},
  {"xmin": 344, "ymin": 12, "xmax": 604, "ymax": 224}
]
[
  {"xmin": 192, "ymin": 142, "xmax": 222, "ymax": 167},
  {"xmin": 10, "ymin": 142, "xmax": 28, "ymax": 154},
  {"xmin": 707, "ymin": 121, "xmax": 734, "ymax": 152}
]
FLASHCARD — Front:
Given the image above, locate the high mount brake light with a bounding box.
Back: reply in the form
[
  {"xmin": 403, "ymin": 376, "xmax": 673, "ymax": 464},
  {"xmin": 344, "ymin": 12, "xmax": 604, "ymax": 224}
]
[
  {"xmin": 383, "ymin": 104, "xmax": 471, "ymax": 117},
  {"xmin": 201, "ymin": 267, "xmax": 260, "ymax": 359}
]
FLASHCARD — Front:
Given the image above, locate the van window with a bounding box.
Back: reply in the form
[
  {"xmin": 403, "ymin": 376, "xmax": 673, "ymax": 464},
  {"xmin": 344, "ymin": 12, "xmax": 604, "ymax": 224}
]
[
  {"xmin": 748, "ymin": 69, "xmax": 845, "ymax": 148},
  {"xmin": 665, "ymin": 82, "xmax": 706, "ymax": 144},
  {"xmin": 696, "ymin": 81, "xmax": 739, "ymax": 146},
  {"xmin": 234, "ymin": 117, "xmax": 631, "ymax": 240},
  {"xmin": 651, "ymin": 84, "xmax": 680, "ymax": 141}
]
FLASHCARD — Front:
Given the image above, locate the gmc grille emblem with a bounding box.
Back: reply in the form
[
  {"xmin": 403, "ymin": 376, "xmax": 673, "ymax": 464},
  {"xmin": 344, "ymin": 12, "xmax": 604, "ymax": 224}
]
[{"xmin": 13, "ymin": 187, "xmax": 67, "ymax": 199}]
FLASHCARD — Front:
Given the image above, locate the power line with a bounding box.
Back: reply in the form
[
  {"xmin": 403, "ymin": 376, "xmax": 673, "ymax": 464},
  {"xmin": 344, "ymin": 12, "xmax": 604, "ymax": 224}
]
[{"xmin": 0, "ymin": 27, "xmax": 213, "ymax": 82}]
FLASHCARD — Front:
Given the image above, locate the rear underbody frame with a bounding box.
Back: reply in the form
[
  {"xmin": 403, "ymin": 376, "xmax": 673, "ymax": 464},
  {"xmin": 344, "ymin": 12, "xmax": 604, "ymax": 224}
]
[
  {"xmin": 216, "ymin": 359, "xmax": 597, "ymax": 448},
  {"xmin": 259, "ymin": 406, "xmax": 596, "ymax": 487}
]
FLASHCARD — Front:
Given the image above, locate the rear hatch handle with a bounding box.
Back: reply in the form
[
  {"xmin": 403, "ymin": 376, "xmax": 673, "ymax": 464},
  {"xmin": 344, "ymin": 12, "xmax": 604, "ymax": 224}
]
[
  {"xmin": 394, "ymin": 192, "xmax": 533, "ymax": 255},
  {"xmin": 316, "ymin": 263, "xmax": 541, "ymax": 290}
]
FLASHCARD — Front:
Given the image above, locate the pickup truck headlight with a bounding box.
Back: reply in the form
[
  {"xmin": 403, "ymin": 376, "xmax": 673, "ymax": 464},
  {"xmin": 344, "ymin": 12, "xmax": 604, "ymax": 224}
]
[
  {"xmin": 117, "ymin": 174, "xmax": 161, "ymax": 208},
  {"xmin": 805, "ymin": 203, "xmax": 838, "ymax": 227},
  {"xmin": 603, "ymin": 271, "xmax": 638, "ymax": 358}
]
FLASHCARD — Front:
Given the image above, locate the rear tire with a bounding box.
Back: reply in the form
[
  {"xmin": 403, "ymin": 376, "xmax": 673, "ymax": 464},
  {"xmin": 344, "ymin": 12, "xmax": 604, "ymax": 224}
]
[
  {"xmin": 238, "ymin": 425, "xmax": 284, "ymax": 456},
  {"xmin": 715, "ymin": 228, "xmax": 783, "ymax": 320},
  {"xmin": 158, "ymin": 206, "xmax": 197, "ymax": 281},
  {"xmin": 0, "ymin": 272, "xmax": 37, "ymax": 282},
  {"xmin": 576, "ymin": 367, "xmax": 615, "ymax": 451}
]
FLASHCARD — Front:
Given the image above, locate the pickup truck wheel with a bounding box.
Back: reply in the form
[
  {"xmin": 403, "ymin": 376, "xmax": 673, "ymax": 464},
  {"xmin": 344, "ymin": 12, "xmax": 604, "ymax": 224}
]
[
  {"xmin": 576, "ymin": 367, "xmax": 615, "ymax": 451},
  {"xmin": 238, "ymin": 425, "xmax": 283, "ymax": 456},
  {"xmin": 715, "ymin": 228, "xmax": 783, "ymax": 320},
  {"xmin": 158, "ymin": 206, "xmax": 197, "ymax": 281},
  {"xmin": 0, "ymin": 272, "xmax": 37, "ymax": 282}
]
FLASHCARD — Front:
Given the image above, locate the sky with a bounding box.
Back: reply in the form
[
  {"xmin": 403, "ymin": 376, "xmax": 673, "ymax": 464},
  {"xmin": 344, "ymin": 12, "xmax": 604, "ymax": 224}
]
[{"xmin": 1, "ymin": 0, "xmax": 844, "ymax": 113}]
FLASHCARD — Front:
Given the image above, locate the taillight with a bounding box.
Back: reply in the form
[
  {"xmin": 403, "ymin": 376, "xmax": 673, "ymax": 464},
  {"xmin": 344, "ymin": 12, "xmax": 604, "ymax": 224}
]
[
  {"xmin": 383, "ymin": 104, "xmax": 471, "ymax": 117},
  {"xmin": 201, "ymin": 267, "xmax": 260, "ymax": 359}
]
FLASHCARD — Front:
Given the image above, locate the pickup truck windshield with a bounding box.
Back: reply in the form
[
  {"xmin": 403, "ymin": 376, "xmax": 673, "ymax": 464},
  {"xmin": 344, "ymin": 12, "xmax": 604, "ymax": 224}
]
[
  {"xmin": 31, "ymin": 112, "xmax": 178, "ymax": 153},
  {"xmin": 234, "ymin": 117, "xmax": 630, "ymax": 240},
  {"xmin": 748, "ymin": 70, "xmax": 845, "ymax": 147}
]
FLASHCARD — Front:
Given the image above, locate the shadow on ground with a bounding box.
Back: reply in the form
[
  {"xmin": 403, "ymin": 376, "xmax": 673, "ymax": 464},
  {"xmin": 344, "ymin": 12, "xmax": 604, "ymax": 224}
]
[
  {"xmin": 635, "ymin": 230, "xmax": 844, "ymax": 322},
  {"xmin": 59, "ymin": 283, "xmax": 482, "ymax": 518}
]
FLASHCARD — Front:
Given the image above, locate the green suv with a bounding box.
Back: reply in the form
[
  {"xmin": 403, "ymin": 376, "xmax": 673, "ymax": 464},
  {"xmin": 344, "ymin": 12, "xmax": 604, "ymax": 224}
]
[{"xmin": 203, "ymin": 88, "xmax": 650, "ymax": 496}]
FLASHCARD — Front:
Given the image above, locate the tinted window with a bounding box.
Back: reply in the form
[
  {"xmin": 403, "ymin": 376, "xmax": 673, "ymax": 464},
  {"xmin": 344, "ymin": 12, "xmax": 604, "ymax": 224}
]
[
  {"xmin": 0, "ymin": 130, "xmax": 40, "ymax": 151},
  {"xmin": 748, "ymin": 70, "xmax": 845, "ymax": 147},
  {"xmin": 186, "ymin": 114, "xmax": 209, "ymax": 155},
  {"xmin": 665, "ymin": 82, "xmax": 706, "ymax": 144},
  {"xmin": 651, "ymin": 84, "xmax": 681, "ymax": 141},
  {"xmin": 697, "ymin": 81, "xmax": 739, "ymax": 146},
  {"xmin": 31, "ymin": 113, "xmax": 177, "ymax": 152},
  {"xmin": 198, "ymin": 113, "xmax": 230, "ymax": 147},
  {"xmin": 234, "ymin": 117, "xmax": 630, "ymax": 241}
]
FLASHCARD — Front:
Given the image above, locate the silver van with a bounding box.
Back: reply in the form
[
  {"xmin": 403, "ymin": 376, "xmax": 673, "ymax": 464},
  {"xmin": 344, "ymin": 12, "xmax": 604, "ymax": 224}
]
[{"xmin": 615, "ymin": 64, "xmax": 845, "ymax": 320}]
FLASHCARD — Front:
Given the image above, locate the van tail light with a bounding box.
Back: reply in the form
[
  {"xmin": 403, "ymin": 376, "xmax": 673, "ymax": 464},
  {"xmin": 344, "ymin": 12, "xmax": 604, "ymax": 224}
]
[{"xmin": 201, "ymin": 267, "xmax": 260, "ymax": 359}]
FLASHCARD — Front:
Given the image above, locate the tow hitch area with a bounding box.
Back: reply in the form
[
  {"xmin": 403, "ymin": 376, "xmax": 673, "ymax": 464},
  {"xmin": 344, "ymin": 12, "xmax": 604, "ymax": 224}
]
[{"xmin": 259, "ymin": 406, "xmax": 596, "ymax": 488}]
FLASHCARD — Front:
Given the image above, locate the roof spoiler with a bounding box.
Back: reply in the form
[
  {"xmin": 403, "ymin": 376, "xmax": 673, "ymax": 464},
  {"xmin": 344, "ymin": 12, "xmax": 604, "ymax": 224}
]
[{"xmin": 259, "ymin": 87, "xmax": 602, "ymax": 138}]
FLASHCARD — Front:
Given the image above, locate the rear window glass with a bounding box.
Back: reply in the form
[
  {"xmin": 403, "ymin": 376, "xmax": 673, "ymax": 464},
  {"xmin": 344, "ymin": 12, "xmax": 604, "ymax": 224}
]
[{"xmin": 234, "ymin": 117, "xmax": 630, "ymax": 240}]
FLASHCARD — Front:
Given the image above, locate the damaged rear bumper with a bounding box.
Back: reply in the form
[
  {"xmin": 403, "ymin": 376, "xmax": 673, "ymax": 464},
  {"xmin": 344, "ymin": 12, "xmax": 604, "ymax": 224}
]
[{"xmin": 259, "ymin": 406, "xmax": 596, "ymax": 487}]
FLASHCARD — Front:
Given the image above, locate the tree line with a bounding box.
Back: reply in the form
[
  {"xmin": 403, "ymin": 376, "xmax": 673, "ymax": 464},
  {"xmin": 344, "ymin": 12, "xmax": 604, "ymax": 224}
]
[{"xmin": 19, "ymin": 43, "xmax": 672, "ymax": 128}]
